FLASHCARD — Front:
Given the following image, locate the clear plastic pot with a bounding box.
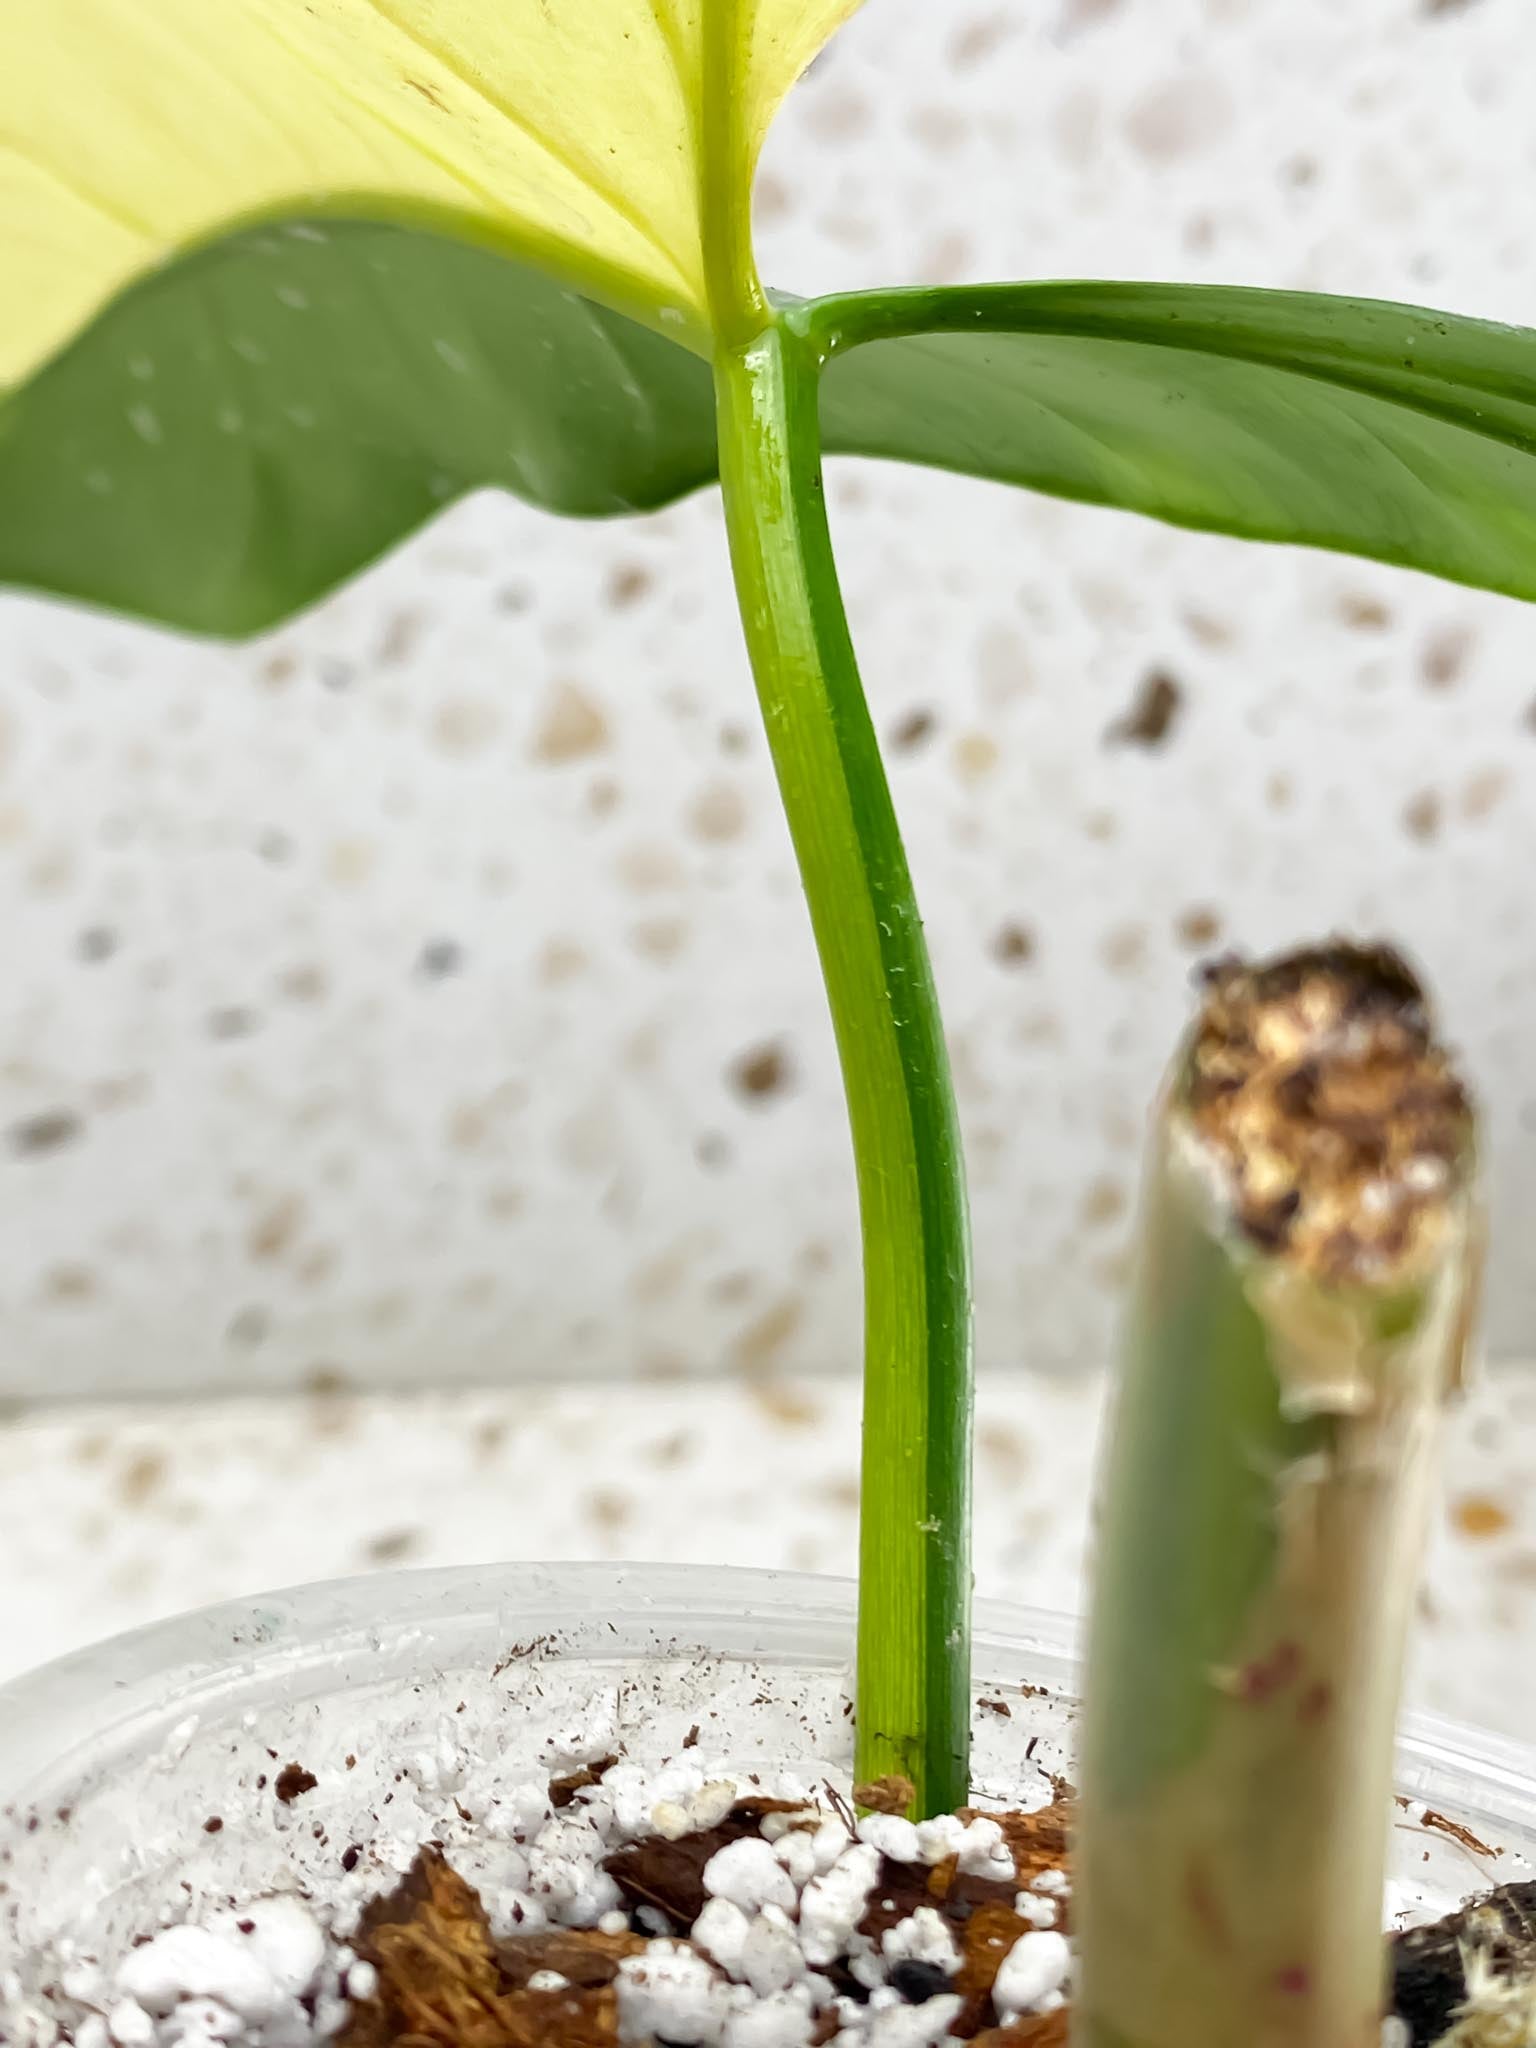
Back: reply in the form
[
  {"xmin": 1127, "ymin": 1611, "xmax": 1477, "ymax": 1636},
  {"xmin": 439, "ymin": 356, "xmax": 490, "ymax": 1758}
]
[{"xmin": 2, "ymin": 1563, "xmax": 1533, "ymax": 2009}]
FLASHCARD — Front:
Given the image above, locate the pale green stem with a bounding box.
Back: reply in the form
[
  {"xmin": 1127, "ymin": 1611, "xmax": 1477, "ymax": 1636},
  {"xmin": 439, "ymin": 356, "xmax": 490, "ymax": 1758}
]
[
  {"xmin": 1075, "ymin": 961, "xmax": 1479, "ymax": 2048},
  {"xmin": 712, "ymin": 315, "xmax": 973, "ymax": 1814}
]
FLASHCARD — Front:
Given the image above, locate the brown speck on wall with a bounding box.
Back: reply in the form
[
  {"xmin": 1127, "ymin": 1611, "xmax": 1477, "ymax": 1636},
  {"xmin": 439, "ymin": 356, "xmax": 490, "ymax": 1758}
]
[
  {"xmin": 1175, "ymin": 906, "xmax": 1224, "ymax": 951},
  {"xmin": 799, "ymin": 89, "xmax": 872, "ymax": 143},
  {"xmin": 375, "ymin": 609, "xmax": 423, "ymax": 667},
  {"xmin": 1421, "ymin": 622, "xmax": 1473, "ymax": 688},
  {"xmin": 247, "ymin": 1192, "xmax": 306, "ymax": 1264},
  {"xmin": 1061, "ymin": 0, "xmax": 1123, "ymax": 30},
  {"xmin": 1461, "ymin": 768, "xmax": 1509, "ymax": 822},
  {"xmin": 750, "ymin": 1380, "xmax": 823, "ymax": 1428},
  {"xmin": 917, "ymin": 230, "xmax": 974, "ymax": 285},
  {"xmin": 537, "ymin": 938, "xmax": 588, "ymax": 986},
  {"xmin": 1081, "ymin": 1177, "xmax": 1128, "ymax": 1228},
  {"xmin": 1453, "ymin": 1495, "xmax": 1512, "ymax": 1539},
  {"xmin": 585, "ymin": 1487, "xmax": 632, "ymax": 1532},
  {"xmin": 91, "ymin": 1073, "xmax": 150, "ymax": 1115},
  {"xmin": 1403, "ymin": 789, "xmax": 1442, "ymax": 843},
  {"xmin": 754, "ymin": 170, "xmax": 793, "ymax": 224},
  {"xmin": 118, "ymin": 1448, "xmax": 167, "ymax": 1507},
  {"xmin": 1124, "ymin": 72, "xmax": 1233, "ymax": 163},
  {"xmin": 417, "ymin": 937, "xmax": 465, "ymax": 980},
  {"xmin": 687, "ymin": 781, "xmax": 746, "ymax": 844},
  {"xmin": 889, "ymin": 706, "xmax": 936, "ymax": 752},
  {"xmin": 276, "ymin": 963, "xmax": 327, "ymax": 1004},
  {"xmin": 979, "ymin": 1422, "xmax": 1029, "ymax": 1477},
  {"xmin": 1182, "ymin": 609, "xmax": 1235, "ymax": 649},
  {"xmin": 975, "ymin": 622, "xmax": 1033, "ymax": 706},
  {"xmin": 325, "ymin": 837, "xmax": 375, "ymax": 887},
  {"xmin": 1106, "ymin": 669, "xmax": 1183, "ymax": 749},
  {"xmin": 8, "ymin": 1108, "xmax": 83, "ymax": 1158},
  {"xmin": 432, "ymin": 695, "xmax": 501, "ymax": 756},
  {"xmin": 952, "ymin": 732, "xmax": 999, "ymax": 783},
  {"xmin": 605, "ymin": 562, "xmax": 652, "ymax": 609},
  {"xmin": 950, "ymin": 13, "xmax": 1013, "ymax": 68},
  {"xmin": 992, "ymin": 921, "xmax": 1036, "ymax": 967},
  {"xmin": 532, "ymin": 680, "xmax": 608, "ymax": 765},
  {"xmin": 1338, "ymin": 591, "xmax": 1393, "ymax": 631},
  {"xmin": 730, "ymin": 1041, "xmax": 793, "ymax": 1102},
  {"xmin": 732, "ymin": 1295, "xmax": 805, "ymax": 1374},
  {"xmin": 616, "ymin": 841, "xmax": 682, "ymax": 893},
  {"xmin": 1101, "ymin": 923, "xmax": 1148, "ymax": 976},
  {"xmin": 44, "ymin": 1263, "xmax": 98, "ymax": 1304},
  {"xmin": 206, "ymin": 1005, "xmax": 260, "ymax": 1041},
  {"xmin": 226, "ymin": 1305, "xmax": 271, "ymax": 1348},
  {"xmin": 630, "ymin": 916, "xmax": 688, "ymax": 962}
]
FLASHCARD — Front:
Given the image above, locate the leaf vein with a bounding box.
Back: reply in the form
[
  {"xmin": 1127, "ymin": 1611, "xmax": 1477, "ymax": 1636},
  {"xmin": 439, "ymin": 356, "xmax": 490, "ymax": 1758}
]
[
  {"xmin": 0, "ymin": 141, "xmax": 156, "ymax": 245},
  {"xmin": 350, "ymin": 0, "xmax": 692, "ymax": 289}
]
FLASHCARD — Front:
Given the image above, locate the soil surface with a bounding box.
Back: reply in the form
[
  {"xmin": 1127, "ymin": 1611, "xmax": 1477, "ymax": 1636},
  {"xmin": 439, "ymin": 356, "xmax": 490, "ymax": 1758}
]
[
  {"xmin": 344, "ymin": 1765, "xmax": 1075, "ymax": 2047},
  {"xmin": 1391, "ymin": 1881, "xmax": 1536, "ymax": 2047},
  {"xmin": 15, "ymin": 1738, "xmax": 1514, "ymax": 2048},
  {"xmin": 335, "ymin": 1761, "xmax": 1501, "ymax": 2048}
]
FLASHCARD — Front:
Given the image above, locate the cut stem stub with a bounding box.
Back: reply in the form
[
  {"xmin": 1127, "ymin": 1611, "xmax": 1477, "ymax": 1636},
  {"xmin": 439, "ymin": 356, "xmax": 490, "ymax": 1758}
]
[{"xmin": 1075, "ymin": 941, "xmax": 1481, "ymax": 2048}]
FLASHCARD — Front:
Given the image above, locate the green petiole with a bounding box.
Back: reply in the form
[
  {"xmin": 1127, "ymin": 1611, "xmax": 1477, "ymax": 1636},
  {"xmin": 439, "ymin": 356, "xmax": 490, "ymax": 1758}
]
[{"xmin": 712, "ymin": 310, "xmax": 973, "ymax": 1816}]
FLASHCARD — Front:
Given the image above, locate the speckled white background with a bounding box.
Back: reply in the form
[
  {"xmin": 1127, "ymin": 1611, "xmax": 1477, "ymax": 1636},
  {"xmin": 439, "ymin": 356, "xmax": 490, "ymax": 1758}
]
[
  {"xmin": 8, "ymin": 1365, "xmax": 1536, "ymax": 1748},
  {"xmin": 2, "ymin": 0, "xmax": 1536, "ymax": 1399}
]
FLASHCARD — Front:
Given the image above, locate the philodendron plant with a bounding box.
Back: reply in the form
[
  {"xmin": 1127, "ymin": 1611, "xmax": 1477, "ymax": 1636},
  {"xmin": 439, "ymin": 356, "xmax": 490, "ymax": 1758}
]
[{"xmin": 2, "ymin": 0, "xmax": 1531, "ymax": 2033}]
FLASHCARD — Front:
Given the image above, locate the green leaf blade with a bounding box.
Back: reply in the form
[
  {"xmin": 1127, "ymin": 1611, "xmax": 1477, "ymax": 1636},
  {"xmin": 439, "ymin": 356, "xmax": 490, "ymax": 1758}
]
[
  {"xmin": 0, "ymin": 216, "xmax": 717, "ymax": 637},
  {"xmin": 814, "ymin": 282, "xmax": 1536, "ymax": 604},
  {"xmin": 12, "ymin": 264, "xmax": 1536, "ymax": 639}
]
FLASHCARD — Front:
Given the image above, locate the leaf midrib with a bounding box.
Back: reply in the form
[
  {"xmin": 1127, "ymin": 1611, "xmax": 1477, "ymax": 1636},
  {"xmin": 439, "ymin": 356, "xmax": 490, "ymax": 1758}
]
[{"xmin": 812, "ymin": 286, "xmax": 1536, "ymax": 459}]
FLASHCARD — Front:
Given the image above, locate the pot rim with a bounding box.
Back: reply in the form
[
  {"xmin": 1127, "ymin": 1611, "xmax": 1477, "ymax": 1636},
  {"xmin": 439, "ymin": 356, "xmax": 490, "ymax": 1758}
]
[{"xmin": 2, "ymin": 1559, "xmax": 1533, "ymax": 1835}]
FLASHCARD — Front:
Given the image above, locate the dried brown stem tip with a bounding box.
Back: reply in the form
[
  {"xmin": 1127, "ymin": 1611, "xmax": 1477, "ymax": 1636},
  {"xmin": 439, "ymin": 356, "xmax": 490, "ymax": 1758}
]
[{"xmin": 1183, "ymin": 941, "xmax": 1472, "ymax": 1284}]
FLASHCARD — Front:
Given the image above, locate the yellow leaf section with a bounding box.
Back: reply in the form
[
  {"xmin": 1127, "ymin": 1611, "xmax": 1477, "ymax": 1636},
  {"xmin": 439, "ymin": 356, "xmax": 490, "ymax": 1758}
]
[
  {"xmin": 746, "ymin": 1, "xmax": 866, "ymax": 158},
  {"xmin": 0, "ymin": 0, "xmax": 866, "ymax": 390}
]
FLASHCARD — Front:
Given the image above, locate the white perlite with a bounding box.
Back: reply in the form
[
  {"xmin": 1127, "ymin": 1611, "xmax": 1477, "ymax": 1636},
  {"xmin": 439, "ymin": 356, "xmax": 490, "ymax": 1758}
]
[
  {"xmin": 0, "ymin": 1625, "xmax": 1499, "ymax": 2048},
  {"xmin": 880, "ymin": 1908, "xmax": 961, "ymax": 1978},
  {"xmin": 831, "ymin": 1991, "xmax": 963, "ymax": 2048},
  {"xmin": 855, "ymin": 1815, "xmax": 922, "ymax": 1865},
  {"xmin": 704, "ymin": 1837, "xmax": 799, "ymax": 1917},
  {"xmin": 797, "ymin": 1842, "xmax": 883, "ymax": 1969},
  {"xmin": 67, "ymin": 1901, "xmax": 357, "ymax": 2048},
  {"xmin": 617, "ymin": 1942, "xmax": 724, "ymax": 2046},
  {"xmin": 990, "ymin": 1929, "xmax": 1072, "ymax": 2023},
  {"xmin": 11, "ymin": 1744, "xmax": 1075, "ymax": 2048}
]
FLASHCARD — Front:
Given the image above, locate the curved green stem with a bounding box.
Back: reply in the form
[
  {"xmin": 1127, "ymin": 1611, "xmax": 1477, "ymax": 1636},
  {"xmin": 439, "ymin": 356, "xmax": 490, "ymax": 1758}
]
[
  {"xmin": 713, "ymin": 314, "xmax": 973, "ymax": 1815},
  {"xmin": 697, "ymin": 1, "xmax": 766, "ymax": 346}
]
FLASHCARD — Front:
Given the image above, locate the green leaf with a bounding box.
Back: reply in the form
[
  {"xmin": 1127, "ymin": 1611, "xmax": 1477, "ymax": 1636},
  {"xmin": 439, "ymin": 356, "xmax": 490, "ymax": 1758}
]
[
  {"xmin": 812, "ymin": 281, "xmax": 1536, "ymax": 604},
  {"xmin": 13, "ymin": 262, "xmax": 1536, "ymax": 638},
  {"xmin": 0, "ymin": 217, "xmax": 715, "ymax": 635},
  {"xmin": 0, "ymin": 0, "xmax": 865, "ymax": 378}
]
